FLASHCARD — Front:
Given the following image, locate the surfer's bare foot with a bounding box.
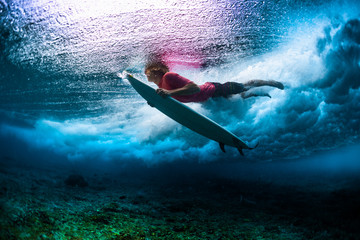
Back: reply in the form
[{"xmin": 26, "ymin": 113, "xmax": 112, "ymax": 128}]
[
  {"xmin": 241, "ymin": 92, "xmax": 271, "ymax": 99},
  {"xmin": 268, "ymin": 80, "xmax": 284, "ymax": 90}
]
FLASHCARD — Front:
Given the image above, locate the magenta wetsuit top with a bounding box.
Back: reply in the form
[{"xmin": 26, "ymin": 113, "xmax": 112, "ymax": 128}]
[{"xmin": 158, "ymin": 72, "xmax": 216, "ymax": 103}]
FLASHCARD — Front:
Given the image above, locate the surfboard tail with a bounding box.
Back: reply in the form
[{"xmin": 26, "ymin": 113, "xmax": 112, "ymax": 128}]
[{"xmin": 232, "ymin": 137, "xmax": 259, "ymax": 156}]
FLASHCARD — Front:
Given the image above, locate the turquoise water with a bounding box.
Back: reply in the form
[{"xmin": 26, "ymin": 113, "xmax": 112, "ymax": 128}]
[{"xmin": 0, "ymin": 0, "xmax": 359, "ymax": 163}]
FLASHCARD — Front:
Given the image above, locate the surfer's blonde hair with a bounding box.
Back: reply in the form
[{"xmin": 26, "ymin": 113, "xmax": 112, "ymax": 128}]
[{"xmin": 145, "ymin": 62, "xmax": 169, "ymax": 76}]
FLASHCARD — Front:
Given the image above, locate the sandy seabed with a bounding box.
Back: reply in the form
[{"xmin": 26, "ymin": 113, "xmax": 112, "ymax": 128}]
[{"xmin": 1, "ymin": 157, "xmax": 360, "ymax": 240}]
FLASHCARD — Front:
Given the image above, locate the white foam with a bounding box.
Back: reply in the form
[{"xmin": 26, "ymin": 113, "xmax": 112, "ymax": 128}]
[{"xmin": 1, "ymin": 10, "xmax": 359, "ymax": 163}]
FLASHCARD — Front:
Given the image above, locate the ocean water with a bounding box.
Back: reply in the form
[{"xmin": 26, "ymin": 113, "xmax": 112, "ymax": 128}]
[
  {"xmin": 1, "ymin": 0, "xmax": 360, "ymax": 238},
  {"xmin": 1, "ymin": 0, "xmax": 359, "ymax": 164}
]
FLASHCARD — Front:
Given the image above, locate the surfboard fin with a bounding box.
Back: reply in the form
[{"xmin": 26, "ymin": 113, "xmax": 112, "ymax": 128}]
[
  {"xmin": 237, "ymin": 147, "xmax": 245, "ymax": 156},
  {"xmin": 232, "ymin": 137, "xmax": 259, "ymax": 156},
  {"xmin": 232, "ymin": 137, "xmax": 244, "ymax": 156},
  {"xmin": 219, "ymin": 142, "xmax": 226, "ymax": 153}
]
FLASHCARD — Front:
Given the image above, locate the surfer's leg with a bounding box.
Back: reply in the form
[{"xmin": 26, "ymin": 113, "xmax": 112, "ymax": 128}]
[
  {"xmin": 225, "ymin": 82, "xmax": 246, "ymax": 95},
  {"xmin": 211, "ymin": 82, "xmax": 246, "ymax": 98},
  {"xmin": 241, "ymin": 92, "xmax": 271, "ymax": 99},
  {"xmin": 243, "ymin": 80, "xmax": 284, "ymax": 91}
]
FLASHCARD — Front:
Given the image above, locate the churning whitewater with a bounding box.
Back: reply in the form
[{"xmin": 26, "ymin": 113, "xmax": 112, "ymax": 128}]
[{"xmin": 0, "ymin": 0, "xmax": 359, "ymax": 163}]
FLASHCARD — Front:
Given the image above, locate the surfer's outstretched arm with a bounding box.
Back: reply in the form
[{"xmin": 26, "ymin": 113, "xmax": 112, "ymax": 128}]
[{"xmin": 156, "ymin": 83, "xmax": 200, "ymax": 97}]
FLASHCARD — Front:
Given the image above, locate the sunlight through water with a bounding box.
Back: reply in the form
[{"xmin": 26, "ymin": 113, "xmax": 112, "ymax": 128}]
[{"xmin": 0, "ymin": 0, "xmax": 359, "ymax": 163}]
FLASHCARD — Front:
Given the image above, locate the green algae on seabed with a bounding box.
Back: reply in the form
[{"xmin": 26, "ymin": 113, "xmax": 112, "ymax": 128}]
[
  {"xmin": 0, "ymin": 188, "xmax": 304, "ymax": 240},
  {"xmin": 1, "ymin": 165, "xmax": 359, "ymax": 239},
  {"xmin": 1, "ymin": 203, "xmax": 303, "ymax": 240}
]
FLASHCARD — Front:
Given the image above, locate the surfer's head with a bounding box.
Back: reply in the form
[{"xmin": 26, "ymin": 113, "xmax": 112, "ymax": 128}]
[{"xmin": 145, "ymin": 62, "xmax": 169, "ymax": 84}]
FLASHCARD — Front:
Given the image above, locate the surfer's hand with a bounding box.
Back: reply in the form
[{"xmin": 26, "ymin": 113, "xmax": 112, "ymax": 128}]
[{"xmin": 156, "ymin": 88, "xmax": 172, "ymax": 97}]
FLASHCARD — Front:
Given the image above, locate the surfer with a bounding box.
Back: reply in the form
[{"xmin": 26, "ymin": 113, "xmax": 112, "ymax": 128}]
[{"xmin": 145, "ymin": 62, "xmax": 284, "ymax": 103}]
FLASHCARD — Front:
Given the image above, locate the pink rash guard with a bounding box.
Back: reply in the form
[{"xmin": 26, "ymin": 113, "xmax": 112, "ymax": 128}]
[{"xmin": 158, "ymin": 72, "xmax": 216, "ymax": 103}]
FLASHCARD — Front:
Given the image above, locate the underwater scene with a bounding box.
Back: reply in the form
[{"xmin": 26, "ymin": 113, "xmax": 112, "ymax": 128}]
[{"xmin": 1, "ymin": 0, "xmax": 360, "ymax": 239}]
